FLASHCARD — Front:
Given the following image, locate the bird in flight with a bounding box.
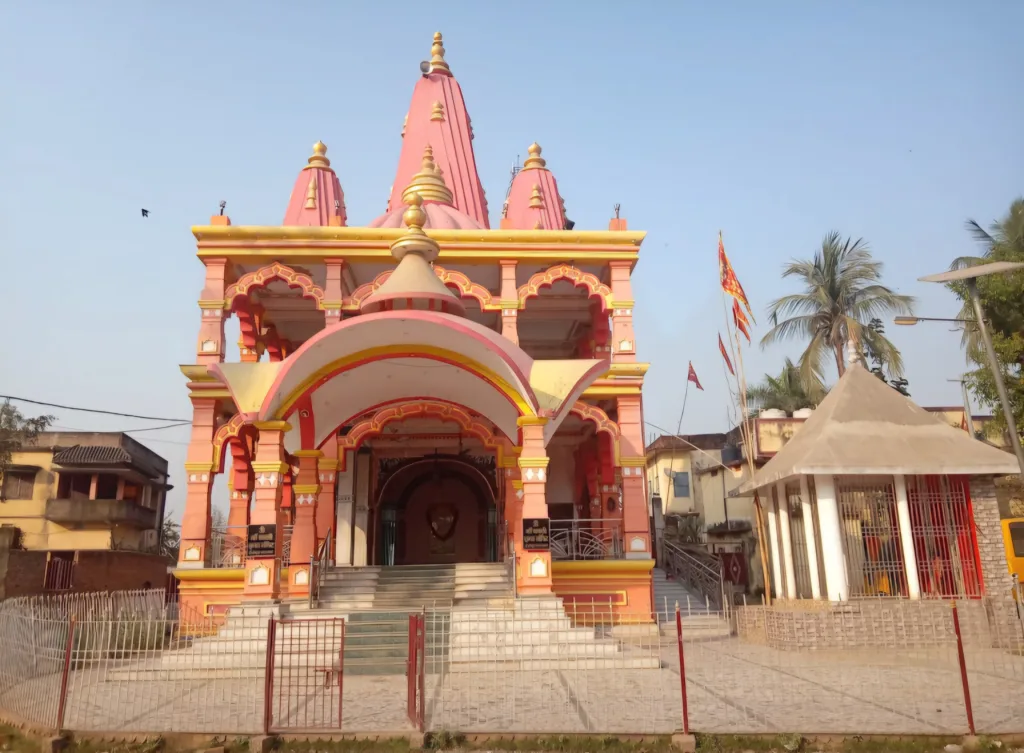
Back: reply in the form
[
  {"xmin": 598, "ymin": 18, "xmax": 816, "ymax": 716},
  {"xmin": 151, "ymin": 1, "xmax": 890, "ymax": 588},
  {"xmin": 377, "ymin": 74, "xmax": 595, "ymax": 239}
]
[{"xmin": 141, "ymin": 208, "xmax": 150, "ymax": 218}]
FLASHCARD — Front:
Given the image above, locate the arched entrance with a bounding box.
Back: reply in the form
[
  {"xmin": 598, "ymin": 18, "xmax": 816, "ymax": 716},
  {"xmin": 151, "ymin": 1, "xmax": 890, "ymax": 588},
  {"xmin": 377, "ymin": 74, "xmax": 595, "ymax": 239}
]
[{"xmin": 374, "ymin": 456, "xmax": 498, "ymax": 566}]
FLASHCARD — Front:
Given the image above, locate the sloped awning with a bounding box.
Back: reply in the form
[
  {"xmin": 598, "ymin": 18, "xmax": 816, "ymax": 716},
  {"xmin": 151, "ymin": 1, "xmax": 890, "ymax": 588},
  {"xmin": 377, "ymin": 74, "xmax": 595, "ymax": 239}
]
[
  {"xmin": 737, "ymin": 362, "xmax": 1020, "ymax": 494},
  {"xmin": 210, "ymin": 310, "xmax": 607, "ymax": 449},
  {"xmin": 52, "ymin": 445, "xmax": 134, "ymax": 466}
]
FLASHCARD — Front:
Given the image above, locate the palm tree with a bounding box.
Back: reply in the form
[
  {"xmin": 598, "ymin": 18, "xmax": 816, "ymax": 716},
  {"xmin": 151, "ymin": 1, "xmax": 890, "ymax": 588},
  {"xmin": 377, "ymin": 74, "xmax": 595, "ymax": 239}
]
[
  {"xmin": 746, "ymin": 358, "xmax": 825, "ymax": 414},
  {"xmin": 760, "ymin": 231, "xmax": 915, "ymax": 388},
  {"xmin": 950, "ymin": 198, "xmax": 1024, "ymax": 361}
]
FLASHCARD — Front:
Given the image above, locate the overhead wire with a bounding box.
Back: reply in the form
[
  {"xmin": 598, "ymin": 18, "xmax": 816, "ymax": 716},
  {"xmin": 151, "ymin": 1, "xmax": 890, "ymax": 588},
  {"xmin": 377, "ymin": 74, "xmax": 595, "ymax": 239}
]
[{"xmin": 0, "ymin": 395, "xmax": 190, "ymax": 423}]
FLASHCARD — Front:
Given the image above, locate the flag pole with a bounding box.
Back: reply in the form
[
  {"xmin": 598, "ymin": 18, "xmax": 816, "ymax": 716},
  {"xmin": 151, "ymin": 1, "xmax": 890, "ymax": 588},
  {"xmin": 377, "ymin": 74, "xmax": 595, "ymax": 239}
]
[
  {"xmin": 718, "ymin": 231, "xmax": 772, "ymax": 605},
  {"xmin": 664, "ymin": 374, "xmax": 692, "ymax": 520}
]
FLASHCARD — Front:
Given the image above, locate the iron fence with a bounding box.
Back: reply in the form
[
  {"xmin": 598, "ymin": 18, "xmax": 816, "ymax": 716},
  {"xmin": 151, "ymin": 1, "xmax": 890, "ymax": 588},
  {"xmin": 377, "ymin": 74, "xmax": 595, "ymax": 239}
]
[
  {"xmin": 549, "ymin": 518, "xmax": 623, "ymax": 561},
  {"xmin": 1, "ymin": 589, "xmax": 1024, "ymax": 735}
]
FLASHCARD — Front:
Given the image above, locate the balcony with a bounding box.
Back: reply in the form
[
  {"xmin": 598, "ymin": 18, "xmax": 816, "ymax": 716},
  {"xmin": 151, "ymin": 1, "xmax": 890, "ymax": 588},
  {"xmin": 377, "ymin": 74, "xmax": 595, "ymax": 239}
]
[{"xmin": 44, "ymin": 498, "xmax": 158, "ymax": 529}]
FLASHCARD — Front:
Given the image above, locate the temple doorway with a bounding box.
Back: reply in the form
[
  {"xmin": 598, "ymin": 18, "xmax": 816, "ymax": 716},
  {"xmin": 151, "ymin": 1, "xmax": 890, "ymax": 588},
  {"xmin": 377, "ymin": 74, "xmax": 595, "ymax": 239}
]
[{"xmin": 373, "ymin": 456, "xmax": 498, "ymax": 566}]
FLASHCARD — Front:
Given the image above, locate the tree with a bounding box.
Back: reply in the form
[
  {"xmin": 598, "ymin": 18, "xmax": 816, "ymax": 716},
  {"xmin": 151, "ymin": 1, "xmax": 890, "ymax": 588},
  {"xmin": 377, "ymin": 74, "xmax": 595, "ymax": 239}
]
[
  {"xmin": 864, "ymin": 318, "xmax": 911, "ymax": 396},
  {"xmin": 0, "ymin": 400, "xmax": 54, "ymax": 498},
  {"xmin": 760, "ymin": 231, "xmax": 915, "ymax": 391},
  {"xmin": 160, "ymin": 517, "xmax": 180, "ymax": 561},
  {"xmin": 746, "ymin": 358, "xmax": 826, "ymax": 414},
  {"xmin": 947, "ymin": 199, "xmax": 1024, "ymax": 440}
]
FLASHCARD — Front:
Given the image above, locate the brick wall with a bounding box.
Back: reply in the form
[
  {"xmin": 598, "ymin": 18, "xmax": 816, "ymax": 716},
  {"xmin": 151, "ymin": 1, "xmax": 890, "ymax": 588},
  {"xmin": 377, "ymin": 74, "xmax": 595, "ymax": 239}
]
[
  {"xmin": 72, "ymin": 551, "xmax": 170, "ymax": 592},
  {"xmin": 970, "ymin": 475, "xmax": 1014, "ymax": 596},
  {"xmin": 735, "ymin": 598, "xmax": 1020, "ymax": 650}
]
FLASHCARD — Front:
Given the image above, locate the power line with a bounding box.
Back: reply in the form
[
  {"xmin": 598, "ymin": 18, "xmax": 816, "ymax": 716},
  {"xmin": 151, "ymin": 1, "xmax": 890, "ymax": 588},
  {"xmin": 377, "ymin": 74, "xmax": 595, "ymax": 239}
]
[
  {"xmin": 2, "ymin": 395, "xmax": 189, "ymax": 423},
  {"xmin": 53, "ymin": 421, "xmax": 191, "ymax": 434}
]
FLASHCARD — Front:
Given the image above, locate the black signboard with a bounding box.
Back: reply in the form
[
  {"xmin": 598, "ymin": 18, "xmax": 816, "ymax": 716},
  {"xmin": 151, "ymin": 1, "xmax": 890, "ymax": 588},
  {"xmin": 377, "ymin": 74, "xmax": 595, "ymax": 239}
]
[
  {"xmin": 247, "ymin": 524, "xmax": 278, "ymax": 557},
  {"xmin": 522, "ymin": 518, "xmax": 550, "ymax": 551}
]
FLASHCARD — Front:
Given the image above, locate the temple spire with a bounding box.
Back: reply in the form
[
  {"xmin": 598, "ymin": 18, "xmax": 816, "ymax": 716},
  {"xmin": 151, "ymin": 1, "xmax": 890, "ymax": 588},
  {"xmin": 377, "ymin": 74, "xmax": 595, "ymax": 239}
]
[
  {"xmin": 284, "ymin": 141, "xmax": 347, "ymax": 226},
  {"xmin": 502, "ymin": 142, "xmax": 568, "ymax": 230},
  {"xmin": 386, "ymin": 31, "xmax": 489, "ymax": 227},
  {"xmin": 402, "ymin": 145, "xmax": 454, "ymax": 205}
]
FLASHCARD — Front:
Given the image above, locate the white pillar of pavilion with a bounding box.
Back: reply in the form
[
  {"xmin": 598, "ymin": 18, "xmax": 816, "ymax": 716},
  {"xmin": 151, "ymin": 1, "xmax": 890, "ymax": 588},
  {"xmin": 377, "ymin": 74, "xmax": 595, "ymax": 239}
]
[
  {"xmin": 813, "ymin": 473, "xmax": 849, "ymax": 601},
  {"xmin": 765, "ymin": 493, "xmax": 784, "ymax": 599},
  {"xmin": 798, "ymin": 474, "xmax": 822, "ymax": 600},
  {"xmin": 893, "ymin": 474, "xmax": 922, "ymax": 600},
  {"xmin": 775, "ymin": 482, "xmax": 798, "ymax": 599},
  {"xmin": 335, "ymin": 450, "xmax": 355, "ymax": 565}
]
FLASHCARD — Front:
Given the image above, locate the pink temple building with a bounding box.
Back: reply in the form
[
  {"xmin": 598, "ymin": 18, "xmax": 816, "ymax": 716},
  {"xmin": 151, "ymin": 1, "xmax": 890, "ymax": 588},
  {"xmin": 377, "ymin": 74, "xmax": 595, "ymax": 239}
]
[{"xmin": 176, "ymin": 33, "xmax": 654, "ymax": 618}]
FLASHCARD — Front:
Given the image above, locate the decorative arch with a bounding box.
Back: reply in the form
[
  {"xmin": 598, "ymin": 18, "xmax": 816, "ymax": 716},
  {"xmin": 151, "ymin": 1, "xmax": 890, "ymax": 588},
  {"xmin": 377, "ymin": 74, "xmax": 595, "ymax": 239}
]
[
  {"xmin": 343, "ymin": 266, "xmax": 498, "ymax": 311},
  {"xmin": 212, "ymin": 414, "xmax": 259, "ymax": 474},
  {"xmin": 517, "ymin": 263, "xmax": 613, "ymax": 311},
  {"xmin": 332, "ymin": 399, "xmax": 511, "ymax": 470},
  {"xmin": 569, "ymin": 401, "xmax": 621, "ymax": 466},
  {"xmin": 224, "ymin": 262, "xmax": 326, "ymax": 310}
]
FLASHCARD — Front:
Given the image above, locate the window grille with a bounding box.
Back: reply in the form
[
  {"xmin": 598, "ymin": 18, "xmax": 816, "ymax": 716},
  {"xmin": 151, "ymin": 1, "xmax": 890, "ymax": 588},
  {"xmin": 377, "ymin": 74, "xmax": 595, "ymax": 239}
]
[
  {"xmin": 836, "ymin": 476, "xmax": 906, "ymax": 598},
  {"xmin": 906, "ymin": 475, "xmax": 982, "ymax": 598},
  {"xmin": 785, "ymin": 482, "xmax": 817, "ymax": 599}
]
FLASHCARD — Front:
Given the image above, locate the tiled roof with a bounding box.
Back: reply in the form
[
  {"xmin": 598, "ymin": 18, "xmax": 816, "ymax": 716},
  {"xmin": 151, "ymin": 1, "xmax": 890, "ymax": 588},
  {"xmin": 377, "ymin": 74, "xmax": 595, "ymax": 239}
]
[{"xmin": 52, "ymin": 445, "xmax": 134, "ymax": 466}]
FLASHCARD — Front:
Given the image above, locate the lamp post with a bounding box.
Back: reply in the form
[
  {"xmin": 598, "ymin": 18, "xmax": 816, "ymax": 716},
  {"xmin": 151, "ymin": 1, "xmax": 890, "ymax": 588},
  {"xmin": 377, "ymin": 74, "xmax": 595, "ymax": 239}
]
[{"xmin": 917, "ymin": 261, "xmax": 1024, "ymax": 482}]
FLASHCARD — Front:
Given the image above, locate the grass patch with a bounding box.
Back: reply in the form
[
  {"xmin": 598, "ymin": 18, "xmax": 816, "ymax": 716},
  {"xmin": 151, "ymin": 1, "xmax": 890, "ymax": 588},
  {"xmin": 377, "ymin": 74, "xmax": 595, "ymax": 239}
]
[{"xmin": 0, "ymin": 724, "xmax": 45, "ymax": 753}]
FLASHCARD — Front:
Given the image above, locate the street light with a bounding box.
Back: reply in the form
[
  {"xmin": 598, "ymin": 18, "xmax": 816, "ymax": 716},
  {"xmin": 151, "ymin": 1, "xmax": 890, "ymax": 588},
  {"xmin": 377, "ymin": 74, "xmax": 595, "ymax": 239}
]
[
  {"xmin": 919, "ymin": 261, "xmax": 1024, "ymax": 482},
  {"xmin": 893, "ymin": 315, "xmax": 973, "ymax": 326}
]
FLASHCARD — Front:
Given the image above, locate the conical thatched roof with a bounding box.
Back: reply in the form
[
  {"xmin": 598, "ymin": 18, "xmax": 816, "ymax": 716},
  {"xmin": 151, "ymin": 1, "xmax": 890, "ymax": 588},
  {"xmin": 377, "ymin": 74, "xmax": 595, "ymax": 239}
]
[{"xmin": 737, "ymin": 362, "xmax": 1018, "ymax": 493}]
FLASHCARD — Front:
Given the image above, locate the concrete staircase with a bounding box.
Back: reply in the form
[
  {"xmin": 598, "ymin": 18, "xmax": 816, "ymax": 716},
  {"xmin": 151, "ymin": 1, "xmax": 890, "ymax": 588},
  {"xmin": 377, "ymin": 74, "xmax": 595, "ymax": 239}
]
[{"xmin": 653, "ymin": 567, "xmax": 732, "ymax": 638}]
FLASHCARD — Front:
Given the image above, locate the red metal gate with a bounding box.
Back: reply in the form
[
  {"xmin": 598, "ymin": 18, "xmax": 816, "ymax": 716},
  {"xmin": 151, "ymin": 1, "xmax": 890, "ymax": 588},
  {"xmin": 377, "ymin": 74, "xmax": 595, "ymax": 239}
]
[{"xmin": 264, "ymin": 618, "xmax": 346, "ymax": 733}]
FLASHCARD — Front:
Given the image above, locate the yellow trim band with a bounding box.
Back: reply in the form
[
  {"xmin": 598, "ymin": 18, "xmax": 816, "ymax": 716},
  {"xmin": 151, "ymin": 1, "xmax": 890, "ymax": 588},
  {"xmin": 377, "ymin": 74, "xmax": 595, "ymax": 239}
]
[
  {"xmin": 253, "ymin": 420, "xmax": 292, "ymax": 432},
  {"xmin": 517, "ymin": 457, "xmax": 550, "ymax": 468},
  {"xmin": 292, "ymin": 449, "xmax": 323, "ymax": 458}
]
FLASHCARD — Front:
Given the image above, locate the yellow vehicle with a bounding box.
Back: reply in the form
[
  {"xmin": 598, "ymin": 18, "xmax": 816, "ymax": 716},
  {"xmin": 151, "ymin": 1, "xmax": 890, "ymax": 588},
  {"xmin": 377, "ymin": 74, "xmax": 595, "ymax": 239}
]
[{"xmin": 1002, "ymin": 518, "xmax": 1024, "ymax": 596}]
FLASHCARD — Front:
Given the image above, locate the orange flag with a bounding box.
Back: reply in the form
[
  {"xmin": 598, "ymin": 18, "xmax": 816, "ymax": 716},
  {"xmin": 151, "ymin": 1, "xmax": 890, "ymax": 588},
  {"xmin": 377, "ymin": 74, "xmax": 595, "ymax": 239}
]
[
  {"xmin": 719, "ymin": 334, "xmax": 735, "ymax": 376},
  {"xmin": 687, "ymin": 362, "xmax": 704, "ymax": 391},
  {"xmin": 733, "ymin": 299, "xmax": 752, "ymax": 344},
  {"xmin": 719, "ymin": 232, "xmax": 755, "ymax": 322}
]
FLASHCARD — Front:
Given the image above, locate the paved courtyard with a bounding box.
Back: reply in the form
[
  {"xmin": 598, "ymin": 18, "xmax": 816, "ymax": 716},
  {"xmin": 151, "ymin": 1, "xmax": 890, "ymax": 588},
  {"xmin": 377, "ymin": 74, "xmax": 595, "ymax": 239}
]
[{"xmin": 5, "ymin": 633, "xmax": 1022, "ymax": 735}]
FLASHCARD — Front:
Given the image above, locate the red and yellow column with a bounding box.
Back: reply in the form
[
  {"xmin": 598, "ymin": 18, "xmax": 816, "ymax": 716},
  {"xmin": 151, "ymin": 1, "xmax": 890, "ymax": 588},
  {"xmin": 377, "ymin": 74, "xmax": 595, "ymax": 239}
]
[
  {"xmin": 179, "ymin": 399, "xmax": 218, "ymax": 567},
  {"xmin": 289, "ymin": 449, "xmax": 322, "ymax": 596},
  {"xmin": 517, "ymin": 416, "xmax": 552, "ymax": 595},
  {"xmin": 244, "ymin": 421, "xmax": 290, "ymax": 600}
]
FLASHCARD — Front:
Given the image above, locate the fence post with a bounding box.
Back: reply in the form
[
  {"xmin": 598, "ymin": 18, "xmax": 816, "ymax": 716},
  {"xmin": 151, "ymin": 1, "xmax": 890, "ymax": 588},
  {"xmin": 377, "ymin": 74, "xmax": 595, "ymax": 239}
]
[
  {"xmin": 406, "ymin": 613, "xmax": 418, "ymax": 725},
  {"xmin": 338, "ymin": 618, "xmax": 345, "ymax": 729},
  {"xmin": 675, "ymin": 606, "xmax": 690, "ymax": 735},
  {"xmin": 56, "ymin": 616, "xmax": 76, "ymax": 730},
  {"xmin": 417, "ymin": 612, "xmax": 426, "ymax": 732},
  {"xmin": 263, "ymin": 618, "xmax": 277, "ymax": 736},
  {"xmin": 951, "ymin": 601, "xmax": 975, "ymax": 736}
]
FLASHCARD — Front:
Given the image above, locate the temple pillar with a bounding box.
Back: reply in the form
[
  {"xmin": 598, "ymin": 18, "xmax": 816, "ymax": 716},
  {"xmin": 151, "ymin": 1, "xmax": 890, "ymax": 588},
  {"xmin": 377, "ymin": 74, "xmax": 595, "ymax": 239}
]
[
  {"xmin": 609, "ymin": 261, "xmax": 636, "ymax": 363},
  {"xmin": 335, "ymin": 450, "xmax": 355, "ymax": 565},
  {"xmin": 517, "ymin": 418, "xmax": 552, "ymax": 595},
  {"xmin": 196, "ymin": 259, "xmax": 227, "ymax": 365},
  {"xmin": 616, "ymin": 395, "xmax": 651, "ymax": 556},
  {"xmin": 224, "ymin": 443, "xmax": 252, "ymax": 568},
  {"xmin": 289, "ymin": 449, "xmax": 322, "ymax": 596},
  {"xmin": 798, "ymin": 475, "xmax": 822, "ymax": 600},
  {"xmin": 502, "ymin": 461, "xmax": 523, "ymax": 559},
  {"xmin": 591, "ymin": 302, "xmax": 611, "ymax": 361},
  {"xmin": 775, "ymin": 482, "xmax": 797, "ymax": 598},
  {"xmin": 352, "ymin": 449, "xmax": 370, "ymax": 566},
  {"xmin": 244, "ymin": 422, "xmax": 290, "ymax": 600},
  {"xmin": 317, "ymin": 436, "xmax": 339, "ymax": 555},
  {"xmin": 179, "ymin": 399, "xmax": 218, "ymax": 568},
  {"xmin": 324, "ymin": 259, "xmax": 344, "ymax": 327},
  {"xmin": 893, "ymin": 474, "xmax": 922, "ymax": 600},
  {"xmin": 766, "ymin": 494, "xmax": 783, "ymax": 598},
  {"xmin": 499, "ymin": 260, "xmax": 519, "ymax": 344},
  {"xmin": 813, "ymin": 474, "xmax": 849, "ymax": 601}
]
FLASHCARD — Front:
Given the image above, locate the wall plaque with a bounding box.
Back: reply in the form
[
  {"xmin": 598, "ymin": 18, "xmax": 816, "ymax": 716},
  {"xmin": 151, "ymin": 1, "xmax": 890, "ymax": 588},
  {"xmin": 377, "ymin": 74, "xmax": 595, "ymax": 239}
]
[
  {"xmin": 522, "ymin": 518, "xmax": 550, "ymax": 551},
  {"xmin": 247, "ymin": 524, "xmax": 277, "ymax": 557}
]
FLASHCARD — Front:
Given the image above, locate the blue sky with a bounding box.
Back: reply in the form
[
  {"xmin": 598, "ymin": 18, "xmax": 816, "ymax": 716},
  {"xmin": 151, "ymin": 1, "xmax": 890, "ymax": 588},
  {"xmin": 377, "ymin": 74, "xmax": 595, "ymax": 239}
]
[{"xmin": 2, "ymin": 2, "xmax": 1021, "ymax": 516}]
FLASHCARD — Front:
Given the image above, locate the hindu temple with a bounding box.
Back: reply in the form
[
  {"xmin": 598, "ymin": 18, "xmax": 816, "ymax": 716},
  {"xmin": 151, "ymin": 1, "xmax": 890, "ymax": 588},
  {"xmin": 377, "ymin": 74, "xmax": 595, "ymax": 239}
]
[{"xmin": 175, "ymin": 32, "xmax": 653, "ymax": 619}]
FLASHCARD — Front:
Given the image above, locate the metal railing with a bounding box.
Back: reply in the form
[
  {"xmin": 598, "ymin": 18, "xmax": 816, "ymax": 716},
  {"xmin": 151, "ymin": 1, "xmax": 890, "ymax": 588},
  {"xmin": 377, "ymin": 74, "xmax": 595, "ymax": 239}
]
[
  {"xmin": 549, "ymin": 518, "xmax": 623, "ymax": 561},
  {"xmin": 663, "ymin": 539, "xmax": 725, "ymax": 610},
  {"xmin": 308, "ymin": 527, "xmax": 332, "ymax": 609},
  {"xmin": 210, "ymin": 524, "xmax": 294, "ymax": 568}
]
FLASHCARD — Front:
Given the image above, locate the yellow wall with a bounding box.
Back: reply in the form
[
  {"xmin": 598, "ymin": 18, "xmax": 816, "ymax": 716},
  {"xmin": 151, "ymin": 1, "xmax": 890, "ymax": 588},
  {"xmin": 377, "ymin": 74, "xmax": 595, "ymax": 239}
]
[
  {"xmin": 0, "ymin": 447, "xmax": 136, "ymax": 552},
  {"xmin": 646, "ymin": 447, "xmax": 757, "ymax": 526}
]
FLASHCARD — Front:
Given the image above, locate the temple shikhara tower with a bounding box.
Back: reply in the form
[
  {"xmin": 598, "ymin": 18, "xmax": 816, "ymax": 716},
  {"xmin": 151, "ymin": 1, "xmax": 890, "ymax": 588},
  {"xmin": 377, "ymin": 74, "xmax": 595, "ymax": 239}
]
[{"xmin": 177, "ymin": 33, "xmax": 652, "ymax": 617}]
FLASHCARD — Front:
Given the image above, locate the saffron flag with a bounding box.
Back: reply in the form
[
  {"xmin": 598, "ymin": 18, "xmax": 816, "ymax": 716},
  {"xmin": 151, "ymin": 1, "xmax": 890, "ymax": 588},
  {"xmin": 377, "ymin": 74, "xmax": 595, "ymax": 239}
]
[
  {"xmin": 687, "ymin": 361, "xmax": 704, "ymax": 391},
  {"xmin": 719, "ymin": 232, "xmax": 755, "ymax": 322},
  {"xmin": 732, "ymin": 298, "xmax": 752, "ymax": 344},
  {"xmin": 719, "ymin": 333, "xmax": 735, "ymax": 376}
]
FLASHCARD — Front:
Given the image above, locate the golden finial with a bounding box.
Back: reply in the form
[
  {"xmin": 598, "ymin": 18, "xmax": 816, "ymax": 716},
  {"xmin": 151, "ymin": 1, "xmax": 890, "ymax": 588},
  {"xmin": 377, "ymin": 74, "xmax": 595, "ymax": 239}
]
[
  {"xmin": 431, "ymin": 100, "xmax": 445, "ymax": 122},
  {"xmin": 403, "ymin": 192, "xmax": 427, "ymax": 231},
  {"xmin": 304, "ymin": 174, "xmax": 318, "ymax": 209},
  {"xmin": 402, "ymin": 144, "xmax": 454, "ymax": 205},
  {"xmin": 390, "ymin": 191, "xmax": 441, "ymax": 263},
  {"xmin": 523, "ymin": 142, "xmax": 547, "ymax": 170},
  {"xmin": 305, "ymin": 141, "xmax": 331, "ymax": 169},
  {"xmin": 529, "ymin": 184, "xmax": 545, "ymax": 209},
  {"xmin": 430, "ymin": 31, "xmax": 451, "ymax": 74},
  {"xmin": 534, "ymin": 220, "xmax": 543, "ymax": 230}
]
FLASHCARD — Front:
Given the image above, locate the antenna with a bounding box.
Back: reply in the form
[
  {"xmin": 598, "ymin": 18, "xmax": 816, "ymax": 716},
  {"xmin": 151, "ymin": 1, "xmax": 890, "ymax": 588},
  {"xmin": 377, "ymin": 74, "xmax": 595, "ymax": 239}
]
[
  {"xmin": 218, "ymin": 200, "xmax": 227, "ymax": 216},
  {"xmin": 504, "ymin": 156, "xmax": 522, "ymax": 201},
  {"xmin": 614, "ymin": 203, "xmax": 621, "ymax": 219}
]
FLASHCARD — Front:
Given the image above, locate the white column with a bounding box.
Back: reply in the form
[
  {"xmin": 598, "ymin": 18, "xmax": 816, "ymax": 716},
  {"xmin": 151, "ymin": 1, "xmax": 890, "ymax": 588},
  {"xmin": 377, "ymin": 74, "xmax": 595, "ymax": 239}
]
[
  {"xmin": 334, "ymin": 450, "xmax": 355, "ymax": 566},
  {"xmin": 814, "ymin": 474, "xmax": 848, "ymax": 601},
  {"xmin": 799, "ymin": 475, "xmax": 822, "ymax": 600},
  {"xmin": 352, "ymin": 451, "xmax": 370, "ymax": 567},
  {"xmin": 893, "ymin": 474, "xmax": 922, "ymax": 599},
  {"xmin": 776, "ymin": 482, "xmax": 798, "ymax": 599},
  {"xmin": 765, "ymin": 493, "xmax": 783, "ymax": 599}
]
